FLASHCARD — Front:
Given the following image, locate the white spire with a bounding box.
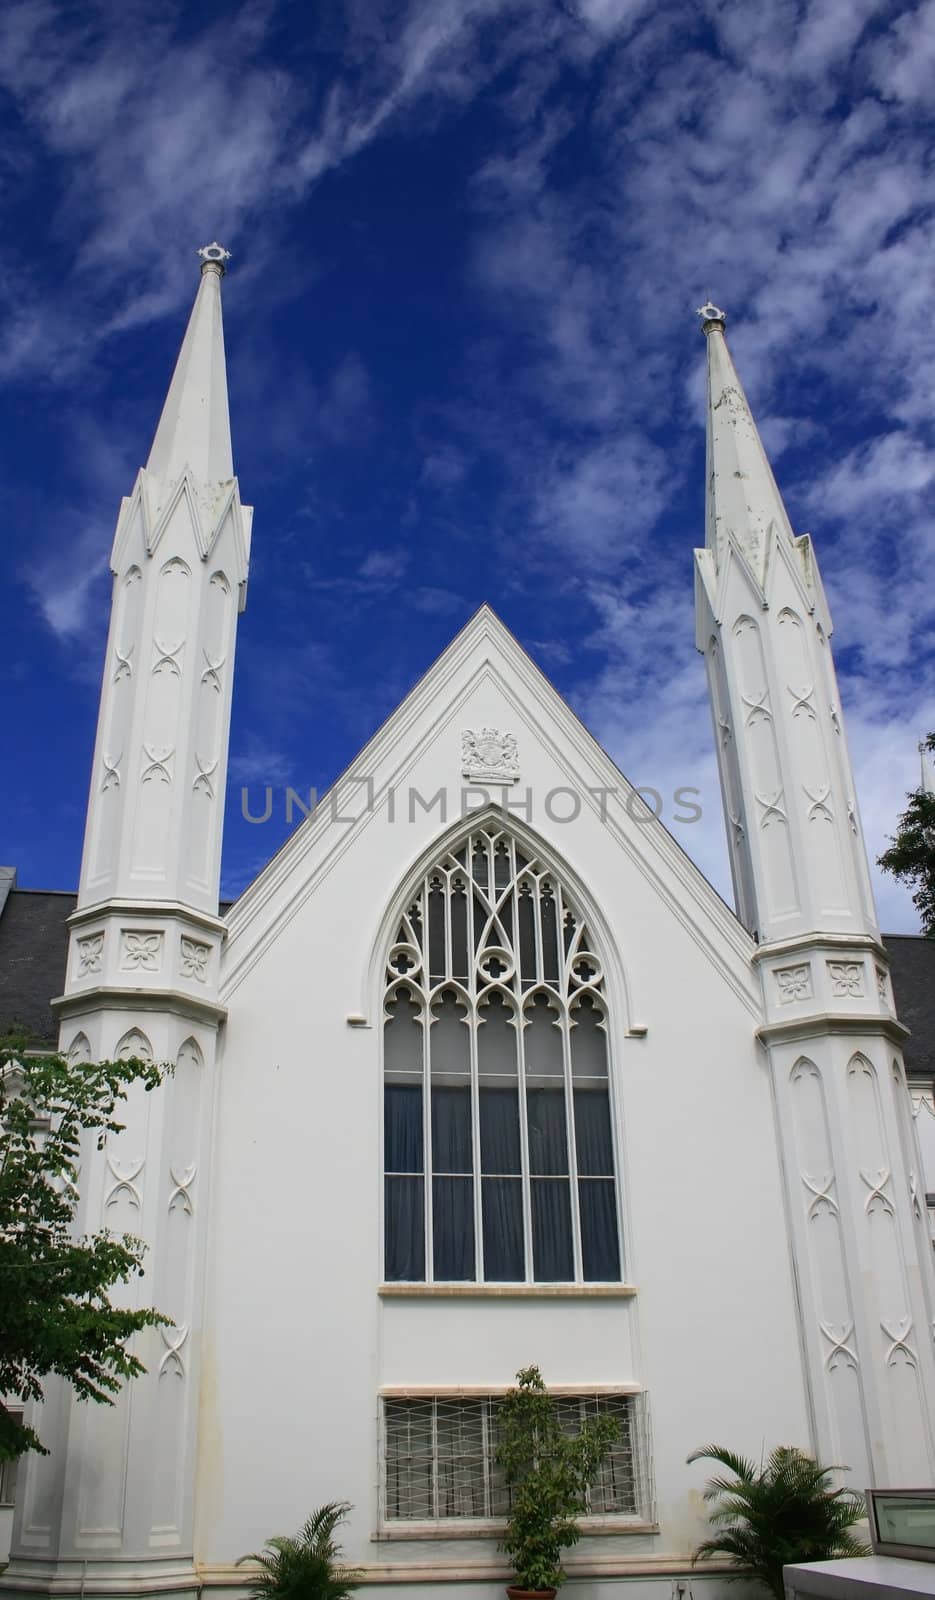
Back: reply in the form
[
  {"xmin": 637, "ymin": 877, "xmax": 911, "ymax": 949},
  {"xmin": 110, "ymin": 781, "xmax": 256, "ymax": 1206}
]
[
  {"xmin": 699, "ymin": 302, "xmax": 794, "ymax": 583},
  {"xmin": 921, "ymin": 739, "xmax": 935, "ymax": 796},
  {"xmin": 146, "ymin": 243, "xmax": 234, "ymax": 484}
]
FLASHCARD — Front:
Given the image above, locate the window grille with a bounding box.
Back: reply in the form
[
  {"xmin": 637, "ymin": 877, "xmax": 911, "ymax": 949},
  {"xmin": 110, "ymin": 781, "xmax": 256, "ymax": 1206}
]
[
  {"xmin": 381, "ymin": 1391, "xmax": 653, "ymax": 1524},
  {"xmin": 383, "ymin": 826, "xmax": 622, "ymax": 1283}
]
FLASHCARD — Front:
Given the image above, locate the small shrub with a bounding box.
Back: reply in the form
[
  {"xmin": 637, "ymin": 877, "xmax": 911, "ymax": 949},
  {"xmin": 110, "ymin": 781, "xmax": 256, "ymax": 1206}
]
[
  {"xmin": 688, "ymin": 1444, "xmax": 869, "ymax": 1599},
  {"xmin": 237, "ymin": 1501, "xmax": 362, "ymax": 1600}
]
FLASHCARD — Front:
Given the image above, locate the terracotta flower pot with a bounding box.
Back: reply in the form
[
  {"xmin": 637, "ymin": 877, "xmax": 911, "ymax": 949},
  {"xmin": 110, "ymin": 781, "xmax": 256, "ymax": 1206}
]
[{"xmin": 506, "ymin": 1588, "xmax": 557, "ymax": 1600}]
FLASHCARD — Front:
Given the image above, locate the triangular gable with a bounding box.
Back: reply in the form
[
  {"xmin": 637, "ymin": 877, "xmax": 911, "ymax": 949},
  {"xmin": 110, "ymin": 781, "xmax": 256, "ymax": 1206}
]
[{"xmin": 221, "ymin": 606, "xmax": 758, "ymax": 1015}]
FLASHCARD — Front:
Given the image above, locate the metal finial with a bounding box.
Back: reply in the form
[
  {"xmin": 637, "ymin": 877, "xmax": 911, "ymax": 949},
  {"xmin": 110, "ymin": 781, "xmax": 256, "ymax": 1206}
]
[
  {"xmin": 696, "ymin": 299, "xmax": 726, "ymax": 330},
  {"xmin": 197, "ymin": 242, "xmax": 231, "ymax": 273}
]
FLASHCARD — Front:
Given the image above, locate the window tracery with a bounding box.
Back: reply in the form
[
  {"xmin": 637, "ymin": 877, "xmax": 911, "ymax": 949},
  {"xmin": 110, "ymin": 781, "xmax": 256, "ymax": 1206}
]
[{"xmin": 383, "ymin": 826, "xmax": 621, "ymax": 1283}]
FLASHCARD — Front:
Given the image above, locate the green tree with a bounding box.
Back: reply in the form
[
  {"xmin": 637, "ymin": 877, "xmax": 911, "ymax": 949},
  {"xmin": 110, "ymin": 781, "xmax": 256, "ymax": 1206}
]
[
  {"xmin": 0, "ymin": 1035, "xmax": 171, "ymax": 1461},
  {"xmin": 237, "ymin": 1501, "xmax": 362, "ymax": 1600},
  {"xmin": 496, "ymin": 1365, "xmax": 620, "ymax": 1593},
  {"xmin": 878, "ymin": 733, "xmax": 935, "ymax": 938},
  {"xmin": 688, "ymin": 1443, "xmax": 869, "ymax": 1598}
]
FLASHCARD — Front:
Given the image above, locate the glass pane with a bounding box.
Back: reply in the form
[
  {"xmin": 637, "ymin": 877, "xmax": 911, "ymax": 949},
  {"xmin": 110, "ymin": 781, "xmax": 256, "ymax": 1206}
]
[
  {"xmin": 482, "ymin": 1177, "xmax": 525, "ymax": 1280},
  {"xmin": 479, "ymin": 1085, "xmax": 521, "ymax": 1173},
  {"xmin": 431, "ymin": 991, "xmax": 470, "ymax": 1080},
  {"xmin": 531, "ymin": 1178, "xmax": 573, "ymax": 1280},
  {"xmin": 450, "ymin": 884, "xmax": 469, "ymax": 981},
  {"xmin": 526, "ymin": 1087, "xmax": 569, "ymax": 1174},
  {"xmin": 541, "ymin": 887, "xmax": 560, "ymax": 985},
  {"xmin": 384, "ymin": 989, "xmax": 423, "ymax": 1078},
  {"xmin": 428, "ymin": 880, "xmax": 446, "ymax": 983},
  {"xmin": 385, "ymin": 1175, "xmax": 425, "ymax": 1280},
  {"xmin": 518, "ymin": 888, "xmax": 536, "ymax": 985},
  {"xmin": 433, "ymin": 1176, "xmax": 475, "ymax": 1279},
  {"xmin": 385, "ymin": 1084, "xmax": 423, "ymax": 1172},
  {"xmin": 432, "ymin": 1086, "xmax": 472, "ymax": 1173},
  {"xmin": 477, "ymin": 992, "xmax": 517, "ymax": 1078},
  {"xmin": 573, "ymin": 1086, "xmax": 614, "ymax": 1175},
  {"xmin": 579, "ymin": 1179, "xmax": 621, "ymax": 1281},
  {"xmin": 385, "ymin": 1400, "xmax": 433, "ymax": 1518},
  {"xmin": 436, "ymin": 1401, "xmax": 485, "ymax": 1516},
  {"xmin": 524, "ymin": 993, "xmax": 563, "ymax": 1080},
  {"xmin": 570, "ymin": 995, "xmax": 607, "ymax": 1080}
]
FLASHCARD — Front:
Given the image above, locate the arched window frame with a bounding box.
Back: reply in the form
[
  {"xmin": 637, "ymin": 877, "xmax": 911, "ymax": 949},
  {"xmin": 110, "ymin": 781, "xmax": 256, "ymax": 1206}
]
[{"xmin": 379, "ymin": 814, "xmax": 628, "ymax": 1286}]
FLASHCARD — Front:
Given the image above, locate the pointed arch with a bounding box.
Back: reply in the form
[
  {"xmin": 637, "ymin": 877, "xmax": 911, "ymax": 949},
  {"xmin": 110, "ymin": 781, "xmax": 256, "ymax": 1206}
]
[
  {"xmin": 379, "ymin": 808, "xmax": 625, "ymax": 1287},
  {"xmin": 66, "ymin": 1031, "xmax": 92, "ymax": 1065},
  {"xmin": 114, "ymin": 1027, "xmax": 153, "ymax": 1063},
  {"xmin": 366, "ymin": 805, "xmax": 632, "ymax": 1028}
]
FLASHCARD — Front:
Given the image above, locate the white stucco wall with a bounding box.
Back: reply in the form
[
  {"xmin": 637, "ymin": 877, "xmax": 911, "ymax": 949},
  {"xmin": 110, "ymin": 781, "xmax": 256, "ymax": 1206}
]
[{"xmin": 199, "ymin": 621, "xmax": 811, "ymax": 1589}]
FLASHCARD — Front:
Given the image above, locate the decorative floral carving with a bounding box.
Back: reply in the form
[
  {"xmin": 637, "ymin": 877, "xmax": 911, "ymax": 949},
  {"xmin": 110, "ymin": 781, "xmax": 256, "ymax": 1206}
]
[
  {"xmin": 113, "ymin": 643, "xmax": 133, "ymax": 682},
  {"xmin": 461, "ymin": 728, "xmax": 520, "ymax": 784},
  {"xmin": 819, "ymin": 1320, "xmax": 858, "ymax": 1371},
  {"xmin": 105, "ymin": 1155, "xmax": 144, "ymax": 1213},
  {"xmin": 180, "ymin": 937, "xmax": 210, "ymax": 982},
  {"xmin": 776, "ymin": 964, "xmax": 812, "ymax": 1003},
  {"xmin": 786, "ymin": 683, "xmax": 816, "ymax": 719},
  {"xmin": 101, "ymin": 751, "xmax": 122, "ymax": 791},
  {"xmin": 755, "ymin": 788, "xmax": 787, "ymax": 828},
  {"xmin": 169, "ymin": 1164, "xmax": 197, "ymax": 1215},
  {"xmin": 152, "ymin": 636, "xmax": 184, "ymax": 677},
  {"xmin": 859, "ymin": 1166, "xmax": 894, "ymax": 1216},
  {"xmin": 876, "ymin": 966, "xmax": 889, "ymax": 1004},
  {"xmin": 140, "ymin": 744, "xmax": 174, "ymax": 784},
  {"xmin": 158, "ymin": 1324, "xmax": 189, "ymax": 1380},
  {"xmin": 201, "ymin": 648, "xmax": 225, "ymax": 692},
  {"xmin": 121, "ymin": 931, "xmax": 163, "ymax": 971},
  {"xmin": 77, "ymin": 932, "xmax": 105, "ymax": 975},
  {"xmin": 192, "ymin": 754, "xmax": 218, "ymax": 797},
  {"xmin": 828, "ymin": 960, "xmax": 863, "ymax": 997},
  {"xmin": 803, "ymin": 784, "xmax": 834, "ymax": 823},
  {"xmin": 881, "ymin": 1316, "xmax": 917, "ymax": 1369}
]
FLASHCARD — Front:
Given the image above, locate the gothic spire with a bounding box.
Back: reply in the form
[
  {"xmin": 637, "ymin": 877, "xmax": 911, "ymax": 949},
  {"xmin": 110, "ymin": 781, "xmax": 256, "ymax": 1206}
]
[
  {"xmin": 146, "ymin": 243, "xmax": 234, "ymax": 485},
  {"xmin": 698, "ymin": 302, "xmax": 794, "ymax": 583}
]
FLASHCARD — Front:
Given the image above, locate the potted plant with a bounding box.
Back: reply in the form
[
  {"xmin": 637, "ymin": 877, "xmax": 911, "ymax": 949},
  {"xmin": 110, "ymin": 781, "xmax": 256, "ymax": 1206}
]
[
  {"xmin": 237, "ymin": 1501, "xmax": 362, "ymax": 1600},
  {"xmin": 688, "ymin": 1444, "xmax": 870, "ymax": 1598},
  {"xmin": 496, "ymin": 1365, "xmax": 620, "ymax": 1599}
]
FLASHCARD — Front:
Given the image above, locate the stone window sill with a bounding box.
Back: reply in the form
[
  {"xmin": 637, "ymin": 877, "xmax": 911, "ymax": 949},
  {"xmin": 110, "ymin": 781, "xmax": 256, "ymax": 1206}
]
[{"xmin": 378, "ymin": 1282, "xmax": 637, "ymax": 1298}]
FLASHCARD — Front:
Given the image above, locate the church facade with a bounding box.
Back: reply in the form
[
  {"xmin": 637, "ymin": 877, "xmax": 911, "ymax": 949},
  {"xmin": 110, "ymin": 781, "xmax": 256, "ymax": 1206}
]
[{"xmin": 3, "ymin": 253, "xmax": 935, "ymax": 1600}]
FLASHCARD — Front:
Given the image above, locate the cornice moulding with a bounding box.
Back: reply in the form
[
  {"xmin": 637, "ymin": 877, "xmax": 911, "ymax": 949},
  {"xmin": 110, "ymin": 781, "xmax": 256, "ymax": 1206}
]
[
  {"xmin": 51, "ymin": 985, "xmax": 226, "ymax": 1027},
  {"xmin": 757, "ymin": 1013, "xmax": 910, "ymax": 1046},
  {"xmin": 68, "ymin": 901, "xmax": 228, "ymax": 937}
]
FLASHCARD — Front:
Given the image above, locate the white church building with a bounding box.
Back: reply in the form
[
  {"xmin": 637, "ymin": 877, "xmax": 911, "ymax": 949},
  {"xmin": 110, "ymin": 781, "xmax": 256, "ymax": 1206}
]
[{"xmin": 2, "ymin": 246, "xmax": 935, "ymax": 1600}]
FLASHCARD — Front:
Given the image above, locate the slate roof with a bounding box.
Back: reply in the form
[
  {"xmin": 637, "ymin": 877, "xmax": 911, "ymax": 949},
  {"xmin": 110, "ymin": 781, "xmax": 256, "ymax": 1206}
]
[{"xmin": 0, "ymin": 884, "xmax": 932, "ymax": 1070}]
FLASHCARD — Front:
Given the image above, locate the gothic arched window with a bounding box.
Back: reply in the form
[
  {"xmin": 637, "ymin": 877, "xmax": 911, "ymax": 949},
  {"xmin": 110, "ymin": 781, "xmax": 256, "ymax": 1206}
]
[{"xmin": 383, "ymin": 826, "xmax": 622, "ymax": 1284}]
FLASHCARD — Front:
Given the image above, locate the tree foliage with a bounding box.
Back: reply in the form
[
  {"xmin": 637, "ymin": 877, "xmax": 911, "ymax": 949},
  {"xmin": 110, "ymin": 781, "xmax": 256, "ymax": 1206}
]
[
  {"xmin": 0, "ymin": 1035, "xmax": 171, "ymax": 1461},
  {"xmin": 877, "ymin": 732, "xmax": 935, "ymax": 938},
  {"xmin": 236, "ymin": 1501, "xmax": 362, "ymax": 1600},
  {"xmin": 688, "ymin": 1443, "xmax": 869, "ymax": 1599},
  {"xmin": 496, "ymin": 1365, "xmax": 619, "ymax": 1592}
]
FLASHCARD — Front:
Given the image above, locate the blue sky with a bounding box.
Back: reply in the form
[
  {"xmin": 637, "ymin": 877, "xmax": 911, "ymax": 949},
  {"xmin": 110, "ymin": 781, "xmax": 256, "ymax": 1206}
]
[{"xmin": 1, "ymin": 0, "xmax": 934, "ymax": 931}]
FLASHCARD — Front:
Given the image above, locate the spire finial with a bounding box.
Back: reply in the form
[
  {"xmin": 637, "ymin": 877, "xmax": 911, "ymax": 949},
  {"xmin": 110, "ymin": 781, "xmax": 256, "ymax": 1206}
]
[
  {"xmin": 198, "ymin": 241, "xmax": 231, "ymax": 275},
  {"xmin": 697, "ymin": 299, "xmax": 726, "ymax": 334}
]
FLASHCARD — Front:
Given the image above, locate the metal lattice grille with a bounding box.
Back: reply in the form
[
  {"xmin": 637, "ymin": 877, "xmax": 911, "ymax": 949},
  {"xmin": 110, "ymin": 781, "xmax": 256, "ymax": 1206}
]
[{"xmin": 381, "ymin": 1392, "xmax": 653, "ymax": 1523}]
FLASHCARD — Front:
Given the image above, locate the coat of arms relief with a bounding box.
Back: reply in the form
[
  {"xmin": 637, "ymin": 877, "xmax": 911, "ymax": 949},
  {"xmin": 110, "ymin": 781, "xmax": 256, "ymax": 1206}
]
[{"xmin": 461, "ymin": 728, "xmax": 520, "ymax": 784}]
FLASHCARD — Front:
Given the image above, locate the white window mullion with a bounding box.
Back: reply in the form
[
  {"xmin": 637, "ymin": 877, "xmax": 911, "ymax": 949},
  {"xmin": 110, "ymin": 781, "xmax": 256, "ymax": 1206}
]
[
  {"xmin": 563, "ymin": 1003, "xmax": 583, "ymax": 1281},
  {"xmin": 517, "ymin": 999, "xmax": 534, "ymax": 1283},
  {"xmin": 422, "ymin": 877, "xmax": 434, "ymax": 1283}
]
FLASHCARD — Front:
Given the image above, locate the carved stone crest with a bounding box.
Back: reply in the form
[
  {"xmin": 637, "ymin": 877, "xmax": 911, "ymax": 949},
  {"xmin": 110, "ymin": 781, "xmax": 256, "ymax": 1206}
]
[{"xmin": 461, "ymin": 728, "xmax": 519, "ymax": 784}]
